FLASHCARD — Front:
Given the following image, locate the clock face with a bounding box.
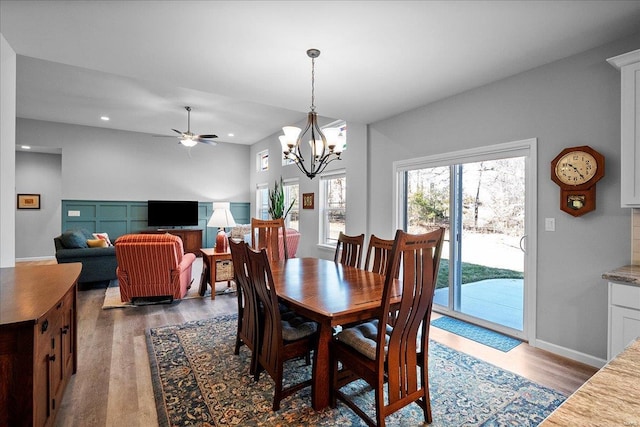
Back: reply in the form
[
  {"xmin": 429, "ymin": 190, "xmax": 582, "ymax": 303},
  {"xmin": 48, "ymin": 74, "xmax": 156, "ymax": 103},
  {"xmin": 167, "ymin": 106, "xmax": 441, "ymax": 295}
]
[{"xmin": 554, "ymin": 151, "xmax": 598, "ymax": 186}]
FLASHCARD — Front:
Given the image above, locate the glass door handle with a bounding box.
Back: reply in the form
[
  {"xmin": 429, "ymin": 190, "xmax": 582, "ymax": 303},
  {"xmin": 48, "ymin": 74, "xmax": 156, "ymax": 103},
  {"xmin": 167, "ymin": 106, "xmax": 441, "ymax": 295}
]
[{"xmin": 519, "ymin": 235, "xmax": 527, "ymax": 253}]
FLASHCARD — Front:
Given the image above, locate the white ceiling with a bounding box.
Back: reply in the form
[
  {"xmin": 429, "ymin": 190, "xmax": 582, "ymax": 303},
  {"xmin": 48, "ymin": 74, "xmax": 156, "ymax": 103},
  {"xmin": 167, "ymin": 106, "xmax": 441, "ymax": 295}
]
[{"xmin": 2, "ymin": 1, "xmax": 640, "ymax": 147}]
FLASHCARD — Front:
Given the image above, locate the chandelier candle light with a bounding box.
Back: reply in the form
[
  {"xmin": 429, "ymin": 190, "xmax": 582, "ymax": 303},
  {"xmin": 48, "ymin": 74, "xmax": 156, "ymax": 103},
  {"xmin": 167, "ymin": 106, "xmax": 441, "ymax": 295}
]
[
  {"xmin": 207, "ymin": 202, "xmax": 236, "ymax": 253},
  {"xmin": 280, "ymin": 49, "xmax": 346, "ymax": 179}
]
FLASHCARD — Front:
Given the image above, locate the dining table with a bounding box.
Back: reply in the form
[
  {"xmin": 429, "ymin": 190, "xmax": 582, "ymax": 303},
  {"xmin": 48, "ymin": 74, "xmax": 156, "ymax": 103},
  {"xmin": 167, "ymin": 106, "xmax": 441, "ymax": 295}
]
[{"xmin": 269, "ymin": 257, "xmax": 401, "ymax": 411}]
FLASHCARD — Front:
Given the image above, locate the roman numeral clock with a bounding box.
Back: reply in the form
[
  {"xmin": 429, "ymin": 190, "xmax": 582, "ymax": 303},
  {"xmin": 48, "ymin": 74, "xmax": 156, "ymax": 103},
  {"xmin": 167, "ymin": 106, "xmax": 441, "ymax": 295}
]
[{"xmin": 551, "ymin": 145, "xmax": 605, "ymax": 217}]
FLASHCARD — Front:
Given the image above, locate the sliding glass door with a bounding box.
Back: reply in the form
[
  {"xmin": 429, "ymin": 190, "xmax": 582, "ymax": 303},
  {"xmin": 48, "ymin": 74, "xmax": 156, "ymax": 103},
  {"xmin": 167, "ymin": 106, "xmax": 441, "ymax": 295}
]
[{"xmin": 396, "ymin": 140, "xmax": 536, "ymax": 340}]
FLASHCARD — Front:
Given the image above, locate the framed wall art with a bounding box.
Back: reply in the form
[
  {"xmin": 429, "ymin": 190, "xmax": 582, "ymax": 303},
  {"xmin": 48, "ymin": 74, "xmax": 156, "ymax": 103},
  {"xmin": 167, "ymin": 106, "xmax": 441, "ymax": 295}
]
[
  {"xmin": 302, "ymin": 193, "xmax": 314, "ymax": 209},
  {"xmin": 17, "ymin": 194, "xmax": 41, "ymax": 209}
]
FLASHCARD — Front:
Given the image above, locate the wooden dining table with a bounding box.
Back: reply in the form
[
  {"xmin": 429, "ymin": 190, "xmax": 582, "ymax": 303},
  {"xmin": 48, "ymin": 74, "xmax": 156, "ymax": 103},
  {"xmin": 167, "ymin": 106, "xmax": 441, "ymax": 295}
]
[{"xmin": 269, "ymin": 257, "xmax": 400, "ymax": 411}]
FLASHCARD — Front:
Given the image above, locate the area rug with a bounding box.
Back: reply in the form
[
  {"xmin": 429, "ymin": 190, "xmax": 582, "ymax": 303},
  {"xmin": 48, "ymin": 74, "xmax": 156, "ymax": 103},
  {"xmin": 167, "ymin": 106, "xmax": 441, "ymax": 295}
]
[
  {"xmin": 146, "ymin": 315, "xmax": 565, "ymax": 426},
  {"xmin": 102, "ymin": 280, "xmax": 235, "ymax": 309},
  {"xmin": 431, "ymin": 316, "xmax": 522, "ymax": 352}
]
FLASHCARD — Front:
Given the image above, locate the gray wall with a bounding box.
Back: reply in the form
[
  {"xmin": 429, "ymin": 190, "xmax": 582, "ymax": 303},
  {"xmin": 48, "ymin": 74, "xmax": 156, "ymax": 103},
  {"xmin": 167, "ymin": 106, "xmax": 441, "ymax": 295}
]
[
  {"xmin": 15, "ymin": 118, "xmax": 251, "ymax": 258},
  {"xmin": 15, "ymin": 151, "xmax": 62, "ymax": 259},
  {"xmin": 368, "ymin": 33, "xmax": 640, "ymax": 361},
  {"xmin": 1, "ymin": 33, "xmax": 16, "ymax": 267}
]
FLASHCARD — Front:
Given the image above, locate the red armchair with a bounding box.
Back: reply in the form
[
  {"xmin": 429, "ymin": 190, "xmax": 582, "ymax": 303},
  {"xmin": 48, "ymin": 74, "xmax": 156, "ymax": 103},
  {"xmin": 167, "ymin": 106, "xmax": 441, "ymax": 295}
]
[{"xmin": 114, "ymin": 233, "xmax": 196, "ymax": 302}]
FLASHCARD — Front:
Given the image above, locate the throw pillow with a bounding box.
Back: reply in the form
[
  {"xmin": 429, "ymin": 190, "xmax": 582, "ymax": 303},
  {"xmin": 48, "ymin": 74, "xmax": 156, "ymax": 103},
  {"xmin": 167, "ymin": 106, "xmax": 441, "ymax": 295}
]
[
  {"xmin": 87, "ymin": 238, "xmax": 108, "ymax": 248},
  {"xmin": 93, "ymin": 232, "xmax": 112, "ymax": 246},
  {"xmin": 61, "ymin": 230, "xmax": 89, "ymax": 249}
]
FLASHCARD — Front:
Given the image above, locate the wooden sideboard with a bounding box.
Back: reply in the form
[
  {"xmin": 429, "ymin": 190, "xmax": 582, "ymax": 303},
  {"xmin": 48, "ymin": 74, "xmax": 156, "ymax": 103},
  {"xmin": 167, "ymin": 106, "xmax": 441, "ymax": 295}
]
[
  {"xmin": 142, "ymin": 228, "xmax": 203, "ymax": 255},
  {"xmin": 0, "ymin": 263, "xmax": 81, "ymax": 427}
]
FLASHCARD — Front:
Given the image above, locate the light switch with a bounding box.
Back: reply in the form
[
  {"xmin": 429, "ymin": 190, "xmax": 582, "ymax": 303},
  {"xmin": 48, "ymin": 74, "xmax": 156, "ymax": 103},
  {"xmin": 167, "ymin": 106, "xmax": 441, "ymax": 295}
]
[{"xmin": 545, "ymin": 217, "xmax": 555, "ymax": 232}]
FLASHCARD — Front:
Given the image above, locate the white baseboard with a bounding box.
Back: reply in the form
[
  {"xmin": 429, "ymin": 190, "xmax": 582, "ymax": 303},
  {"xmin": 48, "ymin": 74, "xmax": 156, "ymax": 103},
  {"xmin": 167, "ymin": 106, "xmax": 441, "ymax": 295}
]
[
  {"xmin": 534, "ymin": 339, "xmax": 607, "ymax": 369},
  {"xmin": 16, "ymin": 255, "xmax": 56, "ymax": 263}
]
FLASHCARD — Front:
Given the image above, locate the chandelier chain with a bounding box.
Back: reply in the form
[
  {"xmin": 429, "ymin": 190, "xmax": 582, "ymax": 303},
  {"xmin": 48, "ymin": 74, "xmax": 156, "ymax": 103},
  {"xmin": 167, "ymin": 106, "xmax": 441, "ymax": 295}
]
[{"xmin": 310, "ymin": 56, "xmax": 316, "ymax": 111}]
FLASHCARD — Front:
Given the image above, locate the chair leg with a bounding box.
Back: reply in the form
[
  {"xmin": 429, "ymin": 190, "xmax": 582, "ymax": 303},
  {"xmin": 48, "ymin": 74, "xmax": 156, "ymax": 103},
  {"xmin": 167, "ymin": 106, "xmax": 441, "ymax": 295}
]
[{"xmin": 375, "ymin": 385, "xmax": 386, "ymax": 427}]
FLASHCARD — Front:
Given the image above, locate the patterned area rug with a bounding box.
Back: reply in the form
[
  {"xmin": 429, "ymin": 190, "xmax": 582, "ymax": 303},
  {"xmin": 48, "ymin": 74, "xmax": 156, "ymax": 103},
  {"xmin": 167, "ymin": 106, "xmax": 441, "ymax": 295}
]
[
  {"xmin": 146, "ymin": 315, "xmax": 565, "ymax": 426},
  {"xmin": 431, "ymin": 316, "xmax": 522, "ymax": 352}
]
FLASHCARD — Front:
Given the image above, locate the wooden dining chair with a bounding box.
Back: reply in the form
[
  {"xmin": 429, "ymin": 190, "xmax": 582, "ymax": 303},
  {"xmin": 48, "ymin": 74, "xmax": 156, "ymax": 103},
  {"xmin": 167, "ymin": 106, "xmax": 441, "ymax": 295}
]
[
  {"xmin": 250, "ymin": 218, "xmax": 288, "ymax": 263},
  {"xmin": 331, "ymin": 228, "xmax": 445, "ymax": 427},
  {"xmin": 334, "ymin": 232, "xmax": 365, "ymax": 268},
  {"xmin": 245, "ymin": 246, "xmax": 319, "ymax": 411},
  {"xmin": 363, "ymin": 234, "xmax": 395, "ymax": 276},
  {"xmin": 230, "ymin": 239, "xmax": 260, "ymax": 375}
]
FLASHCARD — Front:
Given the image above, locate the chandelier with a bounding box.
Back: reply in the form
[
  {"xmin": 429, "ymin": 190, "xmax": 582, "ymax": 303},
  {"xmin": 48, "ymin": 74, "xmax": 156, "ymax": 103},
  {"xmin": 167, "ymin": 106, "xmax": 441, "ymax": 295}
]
[{"xmin": 279, "ymin": 49, "xmax": 346, "ymax": 179}]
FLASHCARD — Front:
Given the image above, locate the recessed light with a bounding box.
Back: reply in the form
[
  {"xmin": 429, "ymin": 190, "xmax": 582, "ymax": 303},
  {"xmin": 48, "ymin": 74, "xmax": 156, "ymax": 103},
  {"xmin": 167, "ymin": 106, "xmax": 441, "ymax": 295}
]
[
  {"xmin": 21, "ymin": 145, "xmax": 31, "ymax": 149},
  {"xmin": 228, "ymin": 133, "xmax": 234, "ymax": 137},
  {"xmin": 100, "ymin": 116, "xmax": 110, "ymax": 121}
]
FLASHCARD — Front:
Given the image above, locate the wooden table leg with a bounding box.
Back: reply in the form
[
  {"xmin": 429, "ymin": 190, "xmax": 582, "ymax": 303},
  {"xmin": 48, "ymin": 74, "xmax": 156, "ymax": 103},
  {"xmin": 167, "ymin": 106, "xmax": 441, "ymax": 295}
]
[
  {"xmin": 199, "ymin": 263, "xmax": 209, "ymax": 296},
  {"xmin": 311, "ymin": 319, "xmax": 333, "ymax": 410},
  {"xmin": 210, "ymin": 258, "xmax": 217, "ymax": 300}
]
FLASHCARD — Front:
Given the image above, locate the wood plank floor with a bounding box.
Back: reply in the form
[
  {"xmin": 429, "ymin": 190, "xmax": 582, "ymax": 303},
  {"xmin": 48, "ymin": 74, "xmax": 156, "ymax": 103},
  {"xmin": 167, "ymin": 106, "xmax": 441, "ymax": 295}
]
[{"xmin": 20, "ymin": 260, "xmax": 597, "ymax": 426}]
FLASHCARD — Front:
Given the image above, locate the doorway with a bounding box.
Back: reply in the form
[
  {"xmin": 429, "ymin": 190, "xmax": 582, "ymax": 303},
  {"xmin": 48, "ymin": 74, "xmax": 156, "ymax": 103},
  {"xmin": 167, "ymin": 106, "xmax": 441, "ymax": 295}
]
[{"xmin": 394, "ymin": 139, "xmax": 536, "ymax": 341}]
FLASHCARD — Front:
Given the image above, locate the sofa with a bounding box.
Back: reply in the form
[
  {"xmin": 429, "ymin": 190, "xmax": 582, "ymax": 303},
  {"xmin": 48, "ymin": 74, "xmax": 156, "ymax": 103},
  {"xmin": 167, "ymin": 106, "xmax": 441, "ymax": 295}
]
[
  {"xmin": 54, "ymin": 229, "xmax": 118, "ymax": 284},
  {"xmin": 114, "ymin": 233, "xmax": 196, "ymax": 302}
]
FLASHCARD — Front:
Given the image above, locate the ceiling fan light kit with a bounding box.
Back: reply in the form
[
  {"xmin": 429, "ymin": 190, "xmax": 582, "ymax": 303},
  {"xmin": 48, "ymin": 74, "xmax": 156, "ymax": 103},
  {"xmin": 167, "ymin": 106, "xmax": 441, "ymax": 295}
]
[
  {"xmin": 280, "ymin": 49, "xmax": 346, "ymax": 179},
  {"xmin": 172, "ymin": 106, "xmax": 218, "ymax": 147}
]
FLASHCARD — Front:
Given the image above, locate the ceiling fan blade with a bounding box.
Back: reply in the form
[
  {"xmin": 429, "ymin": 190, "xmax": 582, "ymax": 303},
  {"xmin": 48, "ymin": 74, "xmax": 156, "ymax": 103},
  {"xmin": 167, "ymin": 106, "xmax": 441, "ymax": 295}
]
[
  {"xmin": 197, "ymin": 134, "xmax": 218, "ymax": 139},
  {"xmin": 172, "ymin": 128, "xmax": 183, "ymax": 135},
  {"xmin": 197, "ymin": 138, "xmax": 218, "ymax": 146}
]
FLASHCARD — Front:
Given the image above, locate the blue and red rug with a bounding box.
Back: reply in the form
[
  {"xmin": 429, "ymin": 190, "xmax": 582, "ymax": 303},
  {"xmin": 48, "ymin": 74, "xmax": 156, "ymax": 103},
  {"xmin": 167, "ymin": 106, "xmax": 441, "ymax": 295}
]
[{"xmin": 146, "ymin": 315, "xmax": 564, "ymax": 426}]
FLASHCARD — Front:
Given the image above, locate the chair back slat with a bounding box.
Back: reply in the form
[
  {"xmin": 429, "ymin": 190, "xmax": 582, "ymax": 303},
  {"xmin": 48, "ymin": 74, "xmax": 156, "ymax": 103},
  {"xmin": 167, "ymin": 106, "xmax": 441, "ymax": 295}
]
[
  {"xmin": 334, "ymin": 232, "xmax": 365, "ymax": 268},
  {"xmin": 381, "ymin": 228, "xmax": 444, "ymax": 406},
  {"xmin": 251, "ymin": 218, "xmax": 288, "ymax": 263}
]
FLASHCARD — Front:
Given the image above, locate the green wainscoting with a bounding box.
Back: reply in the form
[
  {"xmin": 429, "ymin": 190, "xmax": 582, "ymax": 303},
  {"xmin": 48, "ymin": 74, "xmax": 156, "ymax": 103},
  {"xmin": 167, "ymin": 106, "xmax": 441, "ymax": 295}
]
[{"xmin": 61, "ymin": 200, "xmax": 250, "ymax": 248}]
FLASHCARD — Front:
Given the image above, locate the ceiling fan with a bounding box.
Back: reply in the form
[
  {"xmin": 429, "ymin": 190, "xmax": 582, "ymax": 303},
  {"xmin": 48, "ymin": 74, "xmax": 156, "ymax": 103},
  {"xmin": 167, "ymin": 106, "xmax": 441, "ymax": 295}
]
[{"xmin": 171, "ymin": 106, "xmax": 218, "ymax": 147}]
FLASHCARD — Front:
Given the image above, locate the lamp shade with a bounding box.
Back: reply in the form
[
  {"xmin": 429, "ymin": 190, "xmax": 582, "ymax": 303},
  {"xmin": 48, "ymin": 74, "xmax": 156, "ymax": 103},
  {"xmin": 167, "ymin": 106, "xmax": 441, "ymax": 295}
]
[
  {"xmin": 207, "ymin": 202, "xmax": 236, "ymax": 253},
  {"xmin": 207, "ymin": 202, "xmax": 237, "ymax": 228}
]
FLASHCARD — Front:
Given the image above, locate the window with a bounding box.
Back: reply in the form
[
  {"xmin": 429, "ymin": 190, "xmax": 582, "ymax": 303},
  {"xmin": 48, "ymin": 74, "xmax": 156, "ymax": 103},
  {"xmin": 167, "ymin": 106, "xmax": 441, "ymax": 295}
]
[
  {"xmin": 283, "ymin": 179, "xmax": 299, "ymax": 230},
  {"xmin": 257, "ymin": 149, "xmax": 269, "ymax": 172},
  {"xmin": 320, "ymin": 171, "xmax": 346, "ymax": 246},
  {"xmin": 256, "ymin": 183, "xmax": 269, "ymax": 220}
]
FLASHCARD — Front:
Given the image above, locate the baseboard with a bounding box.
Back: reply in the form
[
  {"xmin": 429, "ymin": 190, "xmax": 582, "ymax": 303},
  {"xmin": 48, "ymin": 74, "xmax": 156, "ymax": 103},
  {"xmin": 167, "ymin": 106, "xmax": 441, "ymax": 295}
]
[
  {"xmin": 534, "ymin": 339, "xmax": 607, "ymax": 369},
  {"xmin": 16, "ymin": 255, "xmax": 56, "ymax": 263}
]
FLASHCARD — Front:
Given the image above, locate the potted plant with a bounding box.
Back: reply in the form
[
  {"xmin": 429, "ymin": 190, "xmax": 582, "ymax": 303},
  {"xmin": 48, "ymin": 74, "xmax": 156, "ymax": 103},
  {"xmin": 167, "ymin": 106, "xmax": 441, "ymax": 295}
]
[{"xmin": 268, "ymin": 177, "xmax": 295, "ymax": 219}]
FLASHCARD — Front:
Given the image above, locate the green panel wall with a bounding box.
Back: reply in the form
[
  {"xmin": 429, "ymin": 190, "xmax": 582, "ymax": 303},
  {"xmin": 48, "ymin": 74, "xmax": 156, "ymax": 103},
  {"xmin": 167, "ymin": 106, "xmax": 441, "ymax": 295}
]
[{"xmin": 61, "ymin": 200, "xmax": 250, "ymax": 248}]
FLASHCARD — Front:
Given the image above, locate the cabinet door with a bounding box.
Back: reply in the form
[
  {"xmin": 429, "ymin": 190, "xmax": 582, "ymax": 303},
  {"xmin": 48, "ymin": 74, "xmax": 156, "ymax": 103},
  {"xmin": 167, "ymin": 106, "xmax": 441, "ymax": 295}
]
[
  {"xmin": 619, "ymin": 59, "xmax": 640, "ymax": 206},
  {"xmin": 609, "ymin": 305, "xmax": 640, "ymax": 360},
  {"xmin": 60, "ymin": 290, "xmax": 74, "ymax": 376}
]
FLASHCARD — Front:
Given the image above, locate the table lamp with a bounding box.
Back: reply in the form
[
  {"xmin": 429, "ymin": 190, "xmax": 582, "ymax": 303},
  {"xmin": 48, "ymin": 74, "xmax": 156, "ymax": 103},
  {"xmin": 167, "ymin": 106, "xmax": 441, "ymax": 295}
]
[{"xmin": 207, "ymin": 202, "xmax": 236, "ymax": 253}]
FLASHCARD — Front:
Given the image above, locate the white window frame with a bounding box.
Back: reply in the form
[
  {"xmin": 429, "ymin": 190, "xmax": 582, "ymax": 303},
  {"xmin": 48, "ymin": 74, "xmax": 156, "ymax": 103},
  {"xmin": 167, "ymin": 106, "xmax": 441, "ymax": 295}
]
[
  {"xmin": 318, "ymin": 169, "xmax": 347, "ymax": 249},
  {"xmin": 282, "ymin": 178, "xmax": 299, "ymax": 230},
  {"xmin": 257, "ymin": 149, "xmax": 269, "ymax": 172},
  {"xmin": 255, "ymin": 183, "xmax": 269, "ymax": 220}
]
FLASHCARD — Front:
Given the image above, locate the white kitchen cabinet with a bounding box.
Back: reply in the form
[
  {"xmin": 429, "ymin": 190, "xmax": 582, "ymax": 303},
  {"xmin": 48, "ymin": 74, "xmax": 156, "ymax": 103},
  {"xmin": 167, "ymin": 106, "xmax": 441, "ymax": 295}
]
[
  {"xmin": 608, "ymin": 280, "xmax": 640, "ymax": 360},
  {"xmin": 608, "ymin": 49, "xmax": 640, "ymax": 207}
]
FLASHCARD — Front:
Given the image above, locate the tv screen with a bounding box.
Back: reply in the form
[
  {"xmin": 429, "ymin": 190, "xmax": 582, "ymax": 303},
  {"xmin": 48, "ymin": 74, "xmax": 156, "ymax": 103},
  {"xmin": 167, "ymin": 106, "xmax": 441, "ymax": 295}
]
[{"xmin": 147, "ymin": 200, "xmax": 199, "ymax": 227}]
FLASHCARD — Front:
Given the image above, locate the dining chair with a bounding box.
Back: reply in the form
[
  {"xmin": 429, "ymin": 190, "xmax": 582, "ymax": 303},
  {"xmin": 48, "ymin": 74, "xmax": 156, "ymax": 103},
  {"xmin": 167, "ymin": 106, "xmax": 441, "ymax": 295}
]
[
  {"xmin": 363, "ymin": 234, "xmax": 395, "ymax": 276},
  {"xmin": 363, "ymin": 234, "xmax": 399, "ymax": 326},
  {"xmin": 230, "ymin": 239, "xmax": 260, "ymax": 375},
  {"xmin": 333, "ymin": 232, "xmax": 365, "ymax": 269},
  {"xmin": 331, "ymin": 228, "xmax": 445, "ymax": 427},
  {"xmin": 245, "ymin": 245, "xmax": 319, "ymax": 411},
  {"xmin": 250, "ymin": 218, "xmax": 288, "ymax": 263}
]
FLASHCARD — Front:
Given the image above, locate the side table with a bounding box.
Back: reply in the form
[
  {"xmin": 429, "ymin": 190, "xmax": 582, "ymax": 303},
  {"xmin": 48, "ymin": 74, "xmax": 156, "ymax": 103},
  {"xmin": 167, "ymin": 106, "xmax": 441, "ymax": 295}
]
[{"xmin": 199, "ymin": 248, "xmax": 233, "ymax": 299}]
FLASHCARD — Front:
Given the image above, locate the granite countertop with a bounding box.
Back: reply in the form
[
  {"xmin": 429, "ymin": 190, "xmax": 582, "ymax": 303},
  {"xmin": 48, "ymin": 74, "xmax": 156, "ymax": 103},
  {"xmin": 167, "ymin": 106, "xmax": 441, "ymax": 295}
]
[
  {"xmin": 540, "ymin": 338, "xmax": 640, "ymax": 426},
  {"xmin": 602, "ymin": 265, "xmax": 640, "ymax": 285}
]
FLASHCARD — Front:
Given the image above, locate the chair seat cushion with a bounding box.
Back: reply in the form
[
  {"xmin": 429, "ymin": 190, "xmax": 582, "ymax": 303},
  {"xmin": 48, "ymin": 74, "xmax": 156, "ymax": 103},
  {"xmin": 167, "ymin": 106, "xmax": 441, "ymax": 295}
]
[
  {"xmin": 336, "ymin": 320, "xmax": 393, "ymax": 360},
  {"xmin": 281, "ymin": 311, "xmax": 317, "ymax": 341}
]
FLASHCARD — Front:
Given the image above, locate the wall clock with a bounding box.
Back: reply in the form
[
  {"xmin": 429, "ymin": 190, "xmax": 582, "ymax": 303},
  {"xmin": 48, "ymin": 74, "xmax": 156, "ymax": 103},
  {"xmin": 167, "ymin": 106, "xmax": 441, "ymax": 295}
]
[{"xmin": 550, "ymin": 145, "xmax": 605, "ymax": 217}]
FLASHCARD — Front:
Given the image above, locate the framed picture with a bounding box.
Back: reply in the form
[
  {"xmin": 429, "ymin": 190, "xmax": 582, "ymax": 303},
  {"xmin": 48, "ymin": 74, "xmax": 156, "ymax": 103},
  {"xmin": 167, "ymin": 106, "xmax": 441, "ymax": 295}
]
[
  {"xmin": 302, "ymin": 193, "xmax": 314, "ymax": 209},
  {"xmin": 17, "ymin": 194, "xmax": 40, "ymax": 209}
]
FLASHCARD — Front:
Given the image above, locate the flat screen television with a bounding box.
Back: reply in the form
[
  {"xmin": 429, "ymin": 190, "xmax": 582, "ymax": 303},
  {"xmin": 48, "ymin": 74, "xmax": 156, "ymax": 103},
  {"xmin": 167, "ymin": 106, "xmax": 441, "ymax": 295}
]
[{"xmin": 147, "ymin": 200, "xmax": 199, "ymax": 227}]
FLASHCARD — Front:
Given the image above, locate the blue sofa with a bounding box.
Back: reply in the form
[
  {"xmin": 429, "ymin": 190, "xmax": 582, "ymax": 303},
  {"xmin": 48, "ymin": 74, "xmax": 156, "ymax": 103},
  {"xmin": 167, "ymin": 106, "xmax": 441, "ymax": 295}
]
[{"xmin": 54, "ymin": 229, "xmax": 118, "ymax": 284}]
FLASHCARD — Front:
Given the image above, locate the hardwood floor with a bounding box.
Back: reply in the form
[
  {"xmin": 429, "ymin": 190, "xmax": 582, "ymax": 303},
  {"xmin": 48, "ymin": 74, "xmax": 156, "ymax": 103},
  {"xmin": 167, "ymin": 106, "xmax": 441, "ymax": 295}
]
[{"xmin": 17, "ymin": 260, "xmax": 597, "ymax": 426}]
